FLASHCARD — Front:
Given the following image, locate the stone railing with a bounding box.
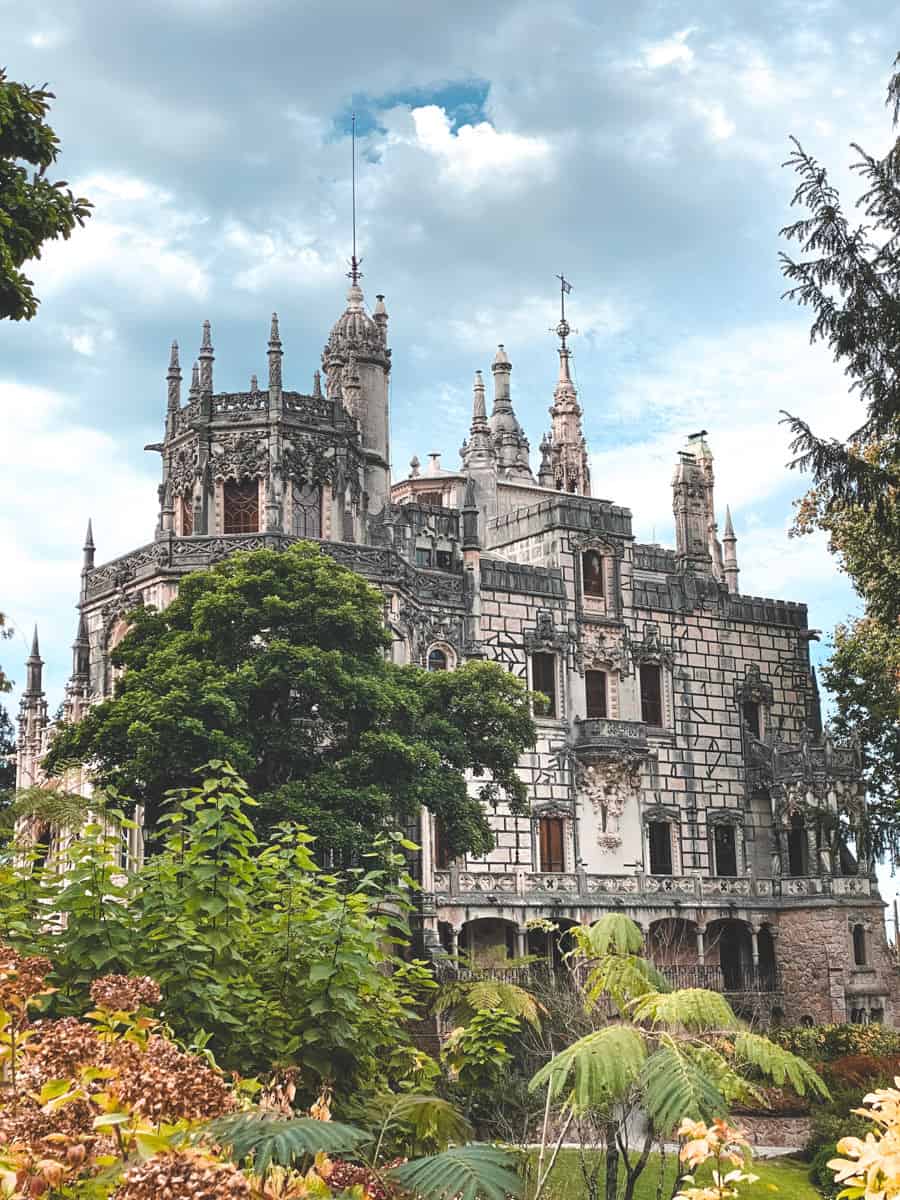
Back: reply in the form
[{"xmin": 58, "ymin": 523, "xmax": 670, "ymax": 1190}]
[
  {"xmin": 572, "ymin": 717, "xmax": 649, "ymax": 752},
  {"xmin": 431, "ymin": 869, "xmax": 873, "ymax": 902},
  {"xmin": 748, "ymin": 733, "xmax": 862, "ymax": 786}
]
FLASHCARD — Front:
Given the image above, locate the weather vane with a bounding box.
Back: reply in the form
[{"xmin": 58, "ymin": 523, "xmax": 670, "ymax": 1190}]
[{"xmin": 551, "ymin": 272, "xmax": 576, "ymax": 351}]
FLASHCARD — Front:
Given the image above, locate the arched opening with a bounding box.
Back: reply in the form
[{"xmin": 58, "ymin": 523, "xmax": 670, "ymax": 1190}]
[
  {"xmin": 853, "ymin": 924, "xmax": 867, "ymax": 967},
  {"xmin": 758, "ymin": 924, "xmax": 777, "ymax": 990},
  {"xmin": 526, "ymin": 917, "xmax": 578, "ymax": 973},
  {"xmin": 648, "ymin": 918, "xmax": 700, "ymax": 986},
  {"xmin": 427, "ymin": 647, "xmax": 448, "ymax": 672},
  {"xmin": 706, "ymin": 919, "xmax": 753, "ymax": 992},
  {"xmin": 787, "ymin": 813, "xmax": 807, "ymax": 876},
  {"xmin": 460, "ymin": 918, "xmax": 517, "ymax": 967},
  {"xmin": 293, "ymin": 483, "xmax": 321, "ymax": 538}
]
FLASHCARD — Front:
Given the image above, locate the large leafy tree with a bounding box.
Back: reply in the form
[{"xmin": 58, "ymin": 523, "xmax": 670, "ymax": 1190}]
[
  {"xmin": 43, "ymin": 542, "xmax": 534, "ymax": 858},
  {"xmin": 0, "ymin": 68, "xmax": 91, "ymax": 320},
  {"xmin": 780, "ymin": 54, "xmax": 900, "ymax": 860}
]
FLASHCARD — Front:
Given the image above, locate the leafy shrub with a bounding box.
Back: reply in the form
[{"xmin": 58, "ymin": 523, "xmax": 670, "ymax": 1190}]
[
  {"xmin": 824, "ymin": 1053, "xmax": 900, "ymax": 1089},
  {"xmin": 809, "ymin": 1143, "xmax": 841, "ymax": 1199},
  {"xmin": 774, "ymin": 1023, "xmax": 900, "ymax": 1062}
]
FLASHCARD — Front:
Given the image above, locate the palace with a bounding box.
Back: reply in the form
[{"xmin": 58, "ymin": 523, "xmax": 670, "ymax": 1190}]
[{"xmin": 16, "ymin": 266, "xmax": 898, "ymax": 1026}]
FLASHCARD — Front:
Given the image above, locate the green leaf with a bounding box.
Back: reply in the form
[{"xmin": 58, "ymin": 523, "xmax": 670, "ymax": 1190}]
[
  {"xmin": 384, "ymin": 1093, "xmax": 473, "ymax": 1150},
  {"xmin": 387, "ymin": 1143, "xmax": 523, "ymax": 1200},
  {"xmin": 640, "ymin": 1042, "xmax": 726, "ymax": 1132},
  {"xmin": 733, "ymin": 1031, "xmax": 830, "ymax": 1098},
  {"xmin": 201, "ymin": 1112, "xmax": 372, "ymax": 1175},
  {"xmin": 630, "ymin": 988, "xmax": 740, "ymax": 1032},
  {"xmin": 528, "ymin": 1024, "xmax": 646, "ymax": 1111}
]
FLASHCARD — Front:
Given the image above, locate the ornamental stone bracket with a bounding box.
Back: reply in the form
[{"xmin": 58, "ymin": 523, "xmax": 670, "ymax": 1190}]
[
  {"xmin": 628, "ymin": 621, "xmax": 675, "ymax": 671},
  {"xmin": 523, "ymin": 608, "xmax": 573, "ymax": 654},
  {"xmin": 734, "ymin": 664, "xmax": 774, "ymax": 708},
  {"xmin": 576, "ymin": 624, "xmax": 630, "ymax": 677}
]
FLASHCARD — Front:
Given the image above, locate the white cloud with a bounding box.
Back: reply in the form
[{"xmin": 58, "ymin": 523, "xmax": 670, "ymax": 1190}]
[
  {"xmin": 443, "ymin": 292, "xmax": 630, "ymax": 352},
  {"xmin": 692, "ymin": 99, "xmax": 736, "ymax": 142},
  {"xmin": 644, "ymin": 28, "xmax": 696, "ymax": 71}
]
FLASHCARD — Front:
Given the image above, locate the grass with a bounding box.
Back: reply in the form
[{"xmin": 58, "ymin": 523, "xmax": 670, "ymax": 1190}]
[{"xmin": 526, "ymin": 1149, "xmax": 824, "ymax": 1199}]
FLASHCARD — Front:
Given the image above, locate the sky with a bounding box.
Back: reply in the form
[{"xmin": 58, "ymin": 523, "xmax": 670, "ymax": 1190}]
[{"xmin": 0, "ymin": 4, "xmax": 894, "ymax": 763}]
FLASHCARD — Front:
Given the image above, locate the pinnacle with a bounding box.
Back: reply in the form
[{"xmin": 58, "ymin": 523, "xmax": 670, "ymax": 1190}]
[
  {"xmin": 84, "ymin": 518, "xmax": 94, "ymax": 549},
  {"xmin": 168, "ymin": 340, "xmax": 180, "ymax": 372},
  {"xmin": 269, "ymin": 313, "xmax": 281, "ymax": 344},
  {"xmin": 200, "ymin": 320, "xmax": 213, "ymax": 352},
  {"xmin": 30, "ymin": 625, "xmax": 40, "ymax": 658}
]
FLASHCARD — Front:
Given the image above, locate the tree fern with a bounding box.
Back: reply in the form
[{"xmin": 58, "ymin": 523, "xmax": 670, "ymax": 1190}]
[
  {"xmin": 630, "ymin": 988, "xmax": 740, "ymax": 1033},
  {"xmin": 733, "ymin": 1031, "xmax": 830, "ymax": 1099},
  {"xmin": 435, "ymin": 978, "xmax": 544, "ymax": 1028},
  {"xmin": 570, "ymin": 912, "xmax": 644, "ymax": 958},
  {"xmin": 201, "ymin": 1112, "xmax": 371, "ymax": 1175},
  {"xmin": 387, "ymin": 1143, "xmax": 523, "ymax": 1200},
  {"xmin": 639, "ymin": 1040, "xmax": 726, "ymax": 1132},
  {"xmin": 584, "ymin": 953, "xmax": 671, "ymax": 1013},
  {"xmin": 377, "ymin": 1093, "xmax": 473, "ymax": 1153},
  {"xmin": 528, "ymin": 1023, "xmax": 646, "ymax": 1111}
]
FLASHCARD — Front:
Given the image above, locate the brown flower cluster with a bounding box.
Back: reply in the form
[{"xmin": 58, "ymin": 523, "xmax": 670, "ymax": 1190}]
[
  {"xmin": 327, "ymin": 1157, "xmax": 406, "ymax": 1199},
  {"xmin": 0, "ymin": 944, "xmax": 52, "ymax": 1013},
  {"xmin": 113, "ymin": 1150, "xmax": 251, "ymax": 1199},
  {"xmin": 90, "ymin": 974, "xmax": 162, "ymax": 1012}
]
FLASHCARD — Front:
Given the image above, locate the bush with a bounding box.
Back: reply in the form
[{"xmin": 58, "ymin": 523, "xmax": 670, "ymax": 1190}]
[
  {"xmin": 774, "ymin": 1023, "xmax": 900, "ymax": 1062},
  {"xmin": 809, "ymin": 1143, "xmax": 841, "ymax": 1199},
  {"xmin": 824, "ymin": 1053, "xmax": 900, "ymax": 1090}
]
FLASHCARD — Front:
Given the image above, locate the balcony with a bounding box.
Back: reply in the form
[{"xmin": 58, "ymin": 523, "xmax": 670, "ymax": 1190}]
[
  {"xmin": 431, "ymin": 869, "xmax": 872, "ymax": 902},
  {"xmin": 571, "ymin": 717, "xmax": 649, "ymax": 754}
]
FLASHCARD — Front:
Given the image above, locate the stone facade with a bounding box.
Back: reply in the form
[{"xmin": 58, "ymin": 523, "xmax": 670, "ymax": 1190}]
[{"xmin": 16, "ymin": 276, "xmax": 899, "ymax": 1027}]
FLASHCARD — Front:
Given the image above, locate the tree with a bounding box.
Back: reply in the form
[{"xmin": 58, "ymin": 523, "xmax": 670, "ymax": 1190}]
[
  {"xmin": 528, "ymin": 915, "xmax": 827, "ymax": 1200},
  {"xmin": 0, "ymin": 611, "xmax": 12, "ymax": 693},
  {"xmin": 781, "ymin": 55, "xmax": 900, "ymax": 861},
  {"xmin": 0, "ymin": 68, "xmax": 91, "ymax": 320},
  {"xmin": 43, "ymin": 542, "xmax": 534, "ymax": 860}
]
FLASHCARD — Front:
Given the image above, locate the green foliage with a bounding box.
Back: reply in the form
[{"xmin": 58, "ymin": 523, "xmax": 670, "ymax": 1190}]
[
  {"xmin": 638, "ymin": 1039, "xmax": 726, "ymax": 1131},
  {"xmin": 44, "ymin": 543, "xmax": 535, "ymax": 860},
  {"xmin": 203, "ymin": 1112, "xmax": 372, "ymax": 1175},
  {"xmin": 529, "ymin": 1024, "xmax": 647, "ymax": 1112},
  {"xmin": 0, "ymin": 765, "xmax": 438, "ymax": 1097},
  {"xmin": 630, "ymin": 989, "xmax": 739, "ymax": 1033},
  {"xmin": 434, "ymin": 976, "xmax": 544, "ymax": 1029},
  {"xmin": 570, "ymin": 912, "xmax": 645, "ymax": 958},
  {"xmin": 0, "ymin": 612, "xmax": 12, "ymax": 693},
  {"xmin": 443, "ymin": 1008, "xmax": 521, "ymax": 1091},
  {"xmin": 389, "ymin": 1143, "xmax": 523, "ymax": 1200},
  {"xmin": 0, "ymin": 68, "xmax": 92, "ymax": 320},
  {"xmin": 732, "ymin": 1032, "xmax": 830, "ymax": 1099},
  {"xmin": 773, "ymin": 1022, "xmax": 900, "ymax": 1062}
]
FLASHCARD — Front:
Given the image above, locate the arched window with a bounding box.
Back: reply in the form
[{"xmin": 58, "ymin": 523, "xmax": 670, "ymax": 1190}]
[
  {"xmin": 714, "ymin": 824, "xmax": 738, "ymax": 877},
  {"xmin": 293, "ymin": 483, "xmax": 321, "ymax": 539},
  {"xmin": 538, "ymin": 816, "xmax": 565, "ymax": 873},
  {"xmin": 787, "ymin": 814, "xmax": 807, "ymax": 876},
  {"xmin": 223, "ymin": 479, "xmax": 259, "ymax": 533},
  {"xmin": 582, "ymin": 550, "xmax": 604, "ymax": 597},
  {"xmin": 853, "ymin": 924, "xmax": 867, "ymax": 967},
  {"xmin": 640, "ymin": 663, "xmax": 663, "ymax": 726},
  {"xmin": 180, "ymin": 494, "xmax": 194, "ymax": 536},
  {"xmin": 427, "ymin": 647, "xmax": 448, "ymax": 672}
]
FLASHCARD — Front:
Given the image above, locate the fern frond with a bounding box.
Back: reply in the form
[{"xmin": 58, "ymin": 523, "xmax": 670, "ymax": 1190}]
[
  {"xmin": 528, "ymin": 1024, "xmax": 646, "ymax": 1112},
  {"xmin": 570, "ymin": 913, "xmax": 644, "ymax": 958},
  {"xmin": 383, "ymin": 1093, "xmax": 473, "ymax": 1151},
  {"xmin": 584, "ymin": 954, "xmax": 671, "ymax": 1012},
  {"xmin": 630, "ymin": 988, "xmax": 740, "ymax": 1033},
  {"xmin": 733, "ymin": 1032, "xmax": 830, "ymax": 1099},
  {"xmin": 682, "ymin": 1042, "xmax": 765, "ymax": 1110},
  {"xmin": 202, "ymin": 1112, "xmax": 371, "ymax": 1175},
  {"xmin": 640, "ymin": 1041, "xmax": 726, "ymax": 1132},
  {"xmin": 387, "ymin": 1143, "xmax": 523, "ymax": 1200}
]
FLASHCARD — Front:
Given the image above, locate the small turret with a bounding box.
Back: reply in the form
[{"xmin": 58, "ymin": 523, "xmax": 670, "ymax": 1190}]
[
  {"xmin": 373, "ymin": 293, "xmax": 388, "ymax": 339},
  {"xmin": 250, "ymin": 373, "xmax": 259, "ymax": 393},
  {"xmin": 489, "ymin": 345, "xmax": 534, "ymax": 482},
  {"xmin": 71, "ymin": 612, "xmax": 90, "ymax": 681},
  {"xmin": 268, "ymin": 313, "xmax": 283, "ymax": 394},
  {"xmin": 461, "ymin": 370, "xmax": 495, "ymax": 471},
  {"xmin": 313, "ymin": 370, "xmax": 323, "ymax": 398},
  {"xmin": 462, "ymin": 476, "xmax": 480, "ymax": 551},
  {"xmin": 82, "ymin": 519, "xmax": 95, "ymax": 571},
  {"xmin": 24, "ymin": 627, "xmax": 43, "ymax": 697},
  {"xmin": 160, "ymin": 479, "xmax": 175, "ymax": 533},
  {"xmin": 166, "ymin": 340, "xmax": 182, "ymax": 412},
  {"xmin": 538, "ymin": 434, "xmax": 555, "ymax": 488},
  {"xmin": 723, "ymin": 505, "xmax": 739, "ymax": 594},
  {"xmin": 198, "ymin": 321, "xmax": 214, "ymax": 396},
  {"xmin": 189, "ymin": 361, "xmax": 200, "ymax": 399}
]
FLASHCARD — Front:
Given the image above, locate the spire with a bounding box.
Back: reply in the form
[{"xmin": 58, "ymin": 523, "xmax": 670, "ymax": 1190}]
[
  {"xmin": 461, "ymin": 369, "xmax": 496, "ymax": 472},
  {"xmin": 71, "ymin": 611, "xmax": 90, "ymax": 680},
  {"xmin": 189, "ymin": 361, "xmax": 200, "ymax": 398},
  {"xmin": 161, "ymin": 478, "xmax": 174, "ymax": 533},
  {"xmin": 373, "ymin": 293, "xmax": 388, "ymax": 336},
  {"xmin": 268, "ymin": 312, "xmax": 283, "ymax": 392},
  {"xmin": 198, "ymin": 320, "xmax": 214, "ymax": 395},
  {"xmin": 723, "ymin": 504, "xmax": 739, "ymax": 594},
  {"xmin": 538, "ymin": 433, "xmax": 555, "ymax": 488},
  {"xmin": 250, "ymin": 373, "xmax": 259, "ymax": 393},
  {"xmin": 25, "ymin": 627, "xmax": 43, "ymax": 697},
  {"xmin": 489, "ymin": 345, "xmax": 534, "ymax": 481},
  {"xmin": 166, "ymin": 340, "xmax": 182, "ymax": 412},
  {"xmin": 462, "ymin": 476, "xmax": 480, "ymax": 550},
  {"xmin": 313, "ymin": 370, "xmax": 322, "ymax": 398},
  {"xmin": 672, "ymin": 434, "xmax": 715, "ymax": 571},
  {"xmin": 83, "ymin": 519, "xmax": 95, "ymax": 570},
  {"xmin": 543, "ymin": 274, "xmax": 591, "ymax": 495},
  {"xmin": 349, "ymin": 111, "xmax": 361, "ymax": 287}
]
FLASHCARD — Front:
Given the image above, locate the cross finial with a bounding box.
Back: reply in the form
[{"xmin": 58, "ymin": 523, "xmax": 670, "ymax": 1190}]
[{"xmin": 554, "ymin": 273, "xmax": 573, "ymax": 350}]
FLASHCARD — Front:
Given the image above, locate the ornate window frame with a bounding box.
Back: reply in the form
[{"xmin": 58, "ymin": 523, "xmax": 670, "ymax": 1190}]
[
  {"xmin": 426, "ymin": 641, "xmax": 457, "ymax": 672},
  {"xmin": 734, "ymin": 665, "xmax": 774, "ymax": 741},
  {"xmin": 573, "ymin": 534, "xmax": 624, "ymax": 620},
  {"xmin": 706, "ymin": 808, "xmax": 745, "ymax": 877},
  {"xmin": 642, "ymin": 803, "xmax": 681, "ymax": 875},
  {"xmin": 532, "ymin": 803, "xmax": 572, "ymax": 873},
  {"xmin": 631, "ymin": 623, "xmax": 675, "ymax": 730}
]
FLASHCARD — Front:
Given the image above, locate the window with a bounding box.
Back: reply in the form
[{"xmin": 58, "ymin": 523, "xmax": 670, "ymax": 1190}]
[
  {"xmin": 742, "ymin": 700, "xmax": 761, "ymax": 739},
  {"xmin": 180, "ymin": 494, "xmax": 193, "ymax": 536},
  {"xmin": 416, "ymin": 490, "xmax": 444, "ymax": 507},
  {"xmin": 415, "ymin": 547, "xmax": 433, "ymax": 567},
  {"xmin": 714, "ymin": 824, "xmax": 738, "ymax": 877},
  {"xmin": 539, "ymin": 817, "xmax": 565, "ymax": 873},
  {"xmin": 787, "ymin": 815, "xmax": 806, "ymax": 877},
  {"xmin": 434, "ymin": 819, "xmax": 451, "ymax": 870},
  {"xmin": 293, "ymin": 483, "xmax": 321, "ymax": 538},
  {"xmin": 435, "ymin": 550, "xmax": 452, "ymax": 570},
  {"xmin": 532, "ymin": 653, "xmax": 557, "ymax": 717},
  {"xmin": 223, "ymin": 479, "xmax": 259, "ymax": 533},
  {"xmin": 648, "ymin": 821, "xmax": 673, "ymax": 875},
  {"xmin": 582, "ymin": 550, "xmax": 604, "ymax": 597},
  {"xmin": 586, "ymin": 669, "xmax": 608, "ymax": 719},
  {"xmin": 640, "ymin": 663, "xmax": 663, "ymax": 726},
  {"xmin": 427, "ymin": 647, "xmax": 448, "ymax": 672},
  {"xmin": 853, "ymin": 924, "xmax": 867, "ymax": 967}
]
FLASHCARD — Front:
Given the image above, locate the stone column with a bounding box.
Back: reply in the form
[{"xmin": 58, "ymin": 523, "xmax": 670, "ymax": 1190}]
[
  {"xmin": 449, "ymin": 927, "xmax": 460, "ymax": 961},
  {"xmin": 695, "ymin": 926, "xmax": 706, "ymax": 965},
  {"xmin": 750, "ymin": 926, "xmax": 760, "ymax": 969},
  {"xmin": 515, "ymin": 927, "xmax": 528, "ymax": 960}
]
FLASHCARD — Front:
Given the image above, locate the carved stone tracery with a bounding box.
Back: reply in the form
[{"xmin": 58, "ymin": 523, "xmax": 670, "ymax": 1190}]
[
  {"xmin": 629, "ymin": 621, "xmax": 675, "ymax": 671},
  {"xmin": 576, "ymin": 753, "xmax": 643, "ymax": 851},
  {"xmin": 211, "ymin": 432, "xmax": 269, "ymax": 482}
]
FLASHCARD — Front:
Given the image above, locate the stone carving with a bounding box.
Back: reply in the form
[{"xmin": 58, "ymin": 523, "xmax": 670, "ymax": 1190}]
[
  {"xmin": 629, "ymin": 621, "xmax": 675, "ymax": 671},
  {"xmin": 458, "ymin": 872, "xmax": 517, "ymax": 893},
  {"xmin": 167, "ymin": 441, "xmax": 200, "ymax": 494},
  {"xmin": 397, "ymin": 603, "xmax": 464, "ymax": 663},
  {"xmin": 576, "ymin": 755, "xmax": 642, "ymax": 851},
  {"xmin": 578, "ymin": 624, "xmax": 630, "ymax": 676},
  {"xmin": 281, "ymin": 438, "xmax": 340, "ymax": 487},
  {"xmin": 735, "ymin": 664, "xmax": 774, "ymax": 708},
  {"xmin": 524, "ymin": 873, "xmax": 578, "ymax": 893},
  {"xmin": 211, "ymin": 432, "xmax": 269, "ymax": 481},
  {"xmin": 523, "ymin": 608, "xmax": 571, "ymax": 653}
]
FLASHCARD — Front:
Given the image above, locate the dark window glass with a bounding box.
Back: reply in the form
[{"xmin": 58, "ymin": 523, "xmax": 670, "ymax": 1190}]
[
  {"xmin": 415, "ymin": 547, "xmax": 433, "ymax": 567},
  {"xmin": 293, "ymin": 483, "xmax": 321, "ymax": 538},
  {"xmin": 223, "ymin": 479, "xmax": 259, "ymax": 533},
  {"xmin": 640, "ymin": 664, "xmax": 663, "ymax": 726},
  {"xmin": 434, "ymin": 819, "xmax": 451, "ymax": 870},
  {"xmin": 853, "ymin": 924, "xmax": 867, "ymax": 966},
  {"xmin": 532, "ymin": 653, "xmax": 557, "ymax": 717},
  {"xmin": 586, "ymin": 670, "xmax": 608, "ymax": 718},
  {"xmin": 648, "ymin": 821, "xmax": 673, "ymax": 875},
  {"xmin": 742, "ymin": 700, "xmax": 761, "ymax": 739},
  {"xmin": 180, "ymin": 495, "xmax": 193, "ymax": 536},
  {"xmin": 714, "ymin": 824, "xmax": 738, "ymax": 877},
  {"xmin": 582, "ymin": 550, "xmax": 604, "ymax": 597},
  {"xmin": 436, "ymin": 550, "xmax": 452, "ymax": 570},
  {"xmin": 539, "ymin": 817, "xmax": 565, "ymax": 873},
  {"xmin": 427, "ymin": 648, "xmax": 448, "ymax": 672},
  {"xmin": 787, "ymin": 814, "xmax": 806, "ymax": 877}
]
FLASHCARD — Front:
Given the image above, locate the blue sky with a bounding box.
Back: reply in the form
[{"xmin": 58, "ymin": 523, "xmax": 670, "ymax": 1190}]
[{"xmin": 1, "ymin": 0, "xmax": 893, "ymax": 731}]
